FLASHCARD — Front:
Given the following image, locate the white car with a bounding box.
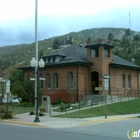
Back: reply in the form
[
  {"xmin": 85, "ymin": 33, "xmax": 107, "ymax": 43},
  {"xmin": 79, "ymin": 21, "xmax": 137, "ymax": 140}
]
[
  {"xmin": 11, "ymin": 99, "xmax": 20, "ymax": 103},
  {"xmin": 2, "ymin": 98, "xmax": 21, "ymax": 103}
]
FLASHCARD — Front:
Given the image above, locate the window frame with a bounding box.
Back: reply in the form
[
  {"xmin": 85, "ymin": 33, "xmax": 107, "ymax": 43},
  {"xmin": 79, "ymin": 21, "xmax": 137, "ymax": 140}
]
[
  {"xmin": 54, "ymin": 73, "xmax": 58, "ymax": 90},
  {"xmin": 122, "ymin": 74, "xmax": 126, "ymax": 90},
  {"xmin": 46, "ymin": 73, "xmax": 50, "ymax": 90},
  {"xmin": 128, "ymin": 74, "xmax": 131, "ymax": 90},
  {"xmin": 68, "ymin": 72, "xmax": 73, "ymax": 89}
]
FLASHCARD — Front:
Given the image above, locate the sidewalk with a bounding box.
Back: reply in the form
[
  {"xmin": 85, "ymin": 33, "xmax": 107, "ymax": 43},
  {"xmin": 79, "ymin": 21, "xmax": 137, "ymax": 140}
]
[{"xmin": 0, "ymin": 112, "xmax": 139, "ymax": 128}]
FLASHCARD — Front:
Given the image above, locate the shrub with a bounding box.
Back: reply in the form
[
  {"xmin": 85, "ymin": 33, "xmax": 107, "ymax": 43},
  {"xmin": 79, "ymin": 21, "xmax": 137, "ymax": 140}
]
[
  {"xmin": 0, "ymin": 106, "xmax": 6, "ymax": 114},
  {"xmin": 20, "ymin": 102, "xmax": 33, "ymax": 107},
  {"xmin": 30, "ymin": 111, "xmax": 34, "ymax": 115},
  {"xmin": 59, "ymin": 102, "xmax": 65, "ymax": 112},
  {"xmin": 54, "ymin": 97, "xmax": 61, "ymax": 104},
  {"xmin": 67, "ymin": 103, "xmax": 71, "ymax": 109},
  {"xmin": 0, "ymin": 107, "xmax": 14, "ymax": 119}
]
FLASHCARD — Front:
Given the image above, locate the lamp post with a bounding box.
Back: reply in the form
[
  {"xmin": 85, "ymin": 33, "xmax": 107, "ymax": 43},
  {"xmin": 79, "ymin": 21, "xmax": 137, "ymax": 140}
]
[
  {"xmin": 30, "ymin": 57, "xmax": 45, "ymax": 122},
  {"xmin": 30, "ymin": 0, "xmax": 45, "ymax": 122}
]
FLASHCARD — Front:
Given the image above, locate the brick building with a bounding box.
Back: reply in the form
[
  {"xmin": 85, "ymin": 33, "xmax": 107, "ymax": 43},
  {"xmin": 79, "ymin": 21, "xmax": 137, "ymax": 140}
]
[{"xmin": 20, "ymin": 39, "xmax": 140, "ymax": 103}]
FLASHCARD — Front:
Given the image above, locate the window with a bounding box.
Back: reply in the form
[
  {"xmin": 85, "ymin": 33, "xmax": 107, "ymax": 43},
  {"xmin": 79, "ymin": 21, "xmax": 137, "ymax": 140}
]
[
  {"xmin": 68, "ymin": 72, "xmax": 73, "ymax": 89},
  {"xmin": 46, "ymin": 74, "xmax": 50, "ymax": 90},
  {"xmin": 27, "ymin": 75, "xmax": 30, "ymax": 81},
  {"xmin": 128, "ymin": 74, "xmax": 131, "ymax": 90},
  {"xmin": 53, "ymin": 57, "xmax": 56, "ymax": 62},
  {"xmin": 91, "ymin": 49, "xmax": 99, "ymax": 58},
  {"xmin": 104, "ymin": 48, "xmax": 110, "ymax": 58},
  {"xmin": 39, "ymin": 74, "xmax": 43, "ymax": 89},
  {"xmin": 54, "ymin": 73, "xmax": 58, "ymax": 89},
  {"xmin": 122, "ymin": 74, "xmax": 126, "ymax": 89}
]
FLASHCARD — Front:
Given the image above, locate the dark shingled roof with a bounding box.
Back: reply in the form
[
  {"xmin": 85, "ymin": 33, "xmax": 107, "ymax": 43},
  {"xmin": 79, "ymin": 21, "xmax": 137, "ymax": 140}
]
[
  {"xmin": 43, "ymin": 44, "xmax": 92, "ymax": 66},
  {"xmin": 85, "ymin": 38, "xmax": 114, "ymax": 49},
  {"xmin": 110, "ymin": 55, "xmax": 140, "ymax": 70},
  {"xmin": 19, "ymin": 44, "xmax": 140, "ymax": 70}
]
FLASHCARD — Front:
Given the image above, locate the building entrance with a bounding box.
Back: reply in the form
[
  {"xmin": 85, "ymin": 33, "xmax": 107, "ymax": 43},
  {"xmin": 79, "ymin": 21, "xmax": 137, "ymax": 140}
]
[{"xmin": 91, "ymin": 71, "xmax": 99, "ymax": 94}]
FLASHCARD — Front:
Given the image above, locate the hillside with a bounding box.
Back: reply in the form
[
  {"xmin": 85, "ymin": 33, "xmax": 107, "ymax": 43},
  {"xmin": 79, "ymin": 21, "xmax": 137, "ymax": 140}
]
[{"xmin": 0, "ymin": 27, "xmax": 140, "ymax": 76}]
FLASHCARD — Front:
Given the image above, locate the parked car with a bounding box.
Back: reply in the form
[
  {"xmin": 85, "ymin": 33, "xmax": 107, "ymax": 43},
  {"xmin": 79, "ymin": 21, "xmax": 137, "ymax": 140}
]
[
  {"xmin": 11, "ymin": 98, "xmax": 20, "ymax": 103},
  {"xmin": 2, "ymin": 98, "xmax": 21, "ymax": 103}
]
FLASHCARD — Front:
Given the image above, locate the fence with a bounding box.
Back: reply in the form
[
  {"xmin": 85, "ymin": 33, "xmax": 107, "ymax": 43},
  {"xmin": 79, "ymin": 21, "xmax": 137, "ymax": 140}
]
[{"xmin": 50, "ymin": 88, "xmax": 139, "ymax": 117}]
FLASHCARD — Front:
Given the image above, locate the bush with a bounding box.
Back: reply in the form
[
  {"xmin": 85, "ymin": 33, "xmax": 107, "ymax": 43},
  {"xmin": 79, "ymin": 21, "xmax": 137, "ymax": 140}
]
[
  {"xmin": 0, "ymin": 111, "xmax": 13, "ymax": 119},
  {"xmin": 0, "ymin": 106, "xmax": 14, "ymax": 119},
  {"xmin": 59, "ymin": 102, "xmax": 65, "ymax": 112},
  {"xmin": 54, "ymin": 97, "xmax": 61, "ymax": 104},
  {"xmin": 20, "ymin": 102, "xmax": 33, "ymax": 107},
  {"xmin": 30, "ymin": 111, "xmax": 34, "ymax": 115},
  {"xmin": 0, "ymin": 106, "xmax": 6, "ymax": 114},
  {"xmin": 67, "ymin": 103, "xmax": 71, "ymax": 109}
]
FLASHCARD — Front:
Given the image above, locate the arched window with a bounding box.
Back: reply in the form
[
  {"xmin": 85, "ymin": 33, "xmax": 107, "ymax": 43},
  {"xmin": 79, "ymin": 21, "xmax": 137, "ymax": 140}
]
[
  {"xmin": 68, "ymin": 72, "xmax": 73, "ymax": 89},
  {"xmin": 54, "ymin": 73, "xmax": 58, "ymax": 89},
  {"xmin": 46, "ymin": 73, "xmax": 50, "ymax": 90},
  {"xmin": 122, "ymin": 74, "xmax": 125, "ymax": 89},
  {"xmin": 39, "ymin": 74, "xmax": 43, "ymax": 89},
  {"xmin": 128, "ymin": 74, "xmax": 131, "ymax": 90}
]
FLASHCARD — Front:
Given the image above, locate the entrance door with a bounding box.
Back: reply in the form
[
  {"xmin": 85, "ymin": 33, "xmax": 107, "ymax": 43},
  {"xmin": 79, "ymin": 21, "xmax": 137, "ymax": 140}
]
[{"xmin": 91, "ymin": 71, "xmax": 99, "ymax": 94}]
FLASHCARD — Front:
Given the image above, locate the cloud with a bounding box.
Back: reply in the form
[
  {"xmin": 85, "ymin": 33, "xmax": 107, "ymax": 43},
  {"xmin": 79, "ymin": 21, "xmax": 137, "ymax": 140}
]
[{"xmin": 0, "ymin": 0, "xmax": 140, "ymax": 46}]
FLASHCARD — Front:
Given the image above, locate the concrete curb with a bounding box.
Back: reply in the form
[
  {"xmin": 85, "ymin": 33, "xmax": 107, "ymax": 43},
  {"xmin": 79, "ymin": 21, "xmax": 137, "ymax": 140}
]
[
  {"xmin": 74, "ymin": 116, "xmax": 138, "ymax": 127},
  {"xmin": 0, "ymin": 119, "xmax": 49, "ymax": 127},
  {"xmin": 0, "ymin": 116, "xmax": 138, "ymax": 128}
]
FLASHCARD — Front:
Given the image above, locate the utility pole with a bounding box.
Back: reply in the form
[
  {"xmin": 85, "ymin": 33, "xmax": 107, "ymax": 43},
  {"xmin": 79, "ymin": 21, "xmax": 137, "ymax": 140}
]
[{"xmin": 129, "ymin": 11, "xmax": 132, "ymax": 62}]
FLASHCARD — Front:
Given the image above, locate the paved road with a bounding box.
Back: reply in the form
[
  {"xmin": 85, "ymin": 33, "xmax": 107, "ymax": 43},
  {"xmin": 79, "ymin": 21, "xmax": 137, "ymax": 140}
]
[
  {"xmin": 0, "ymin": 118, "xmax": 140, "ymax": 140},
  {"xmin": 53, "ymin": 118, "xmax": 140, "ymax": 140}
]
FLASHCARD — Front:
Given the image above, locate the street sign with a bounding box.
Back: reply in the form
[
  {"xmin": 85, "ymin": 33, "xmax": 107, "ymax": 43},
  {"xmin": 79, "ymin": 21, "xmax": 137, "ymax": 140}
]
[
  {"xmin": 102, "ymin": 74, "xmax": 110, "ymax": 79},
  {"xmin": 104, "ymin": 79, "xmax": 109, "ymax": 91},
  {"xmin": 95, "ymin": 87, "xmax": 103, "ymax": 91}
]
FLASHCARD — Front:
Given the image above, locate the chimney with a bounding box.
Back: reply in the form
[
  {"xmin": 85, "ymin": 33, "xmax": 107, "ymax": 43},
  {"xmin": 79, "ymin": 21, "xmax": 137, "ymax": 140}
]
[
  {"xmin": 107, "ymin": 40, "xmax": 112, "ymax": 45},
  {"xmin": 99, "ymin": 39, "xmax": 104, "ymax": 44}
]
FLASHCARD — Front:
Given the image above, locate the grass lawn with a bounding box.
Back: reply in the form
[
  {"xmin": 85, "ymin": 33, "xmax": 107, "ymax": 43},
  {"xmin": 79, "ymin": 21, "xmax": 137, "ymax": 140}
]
[
  {"xmin": 54, "ymin": 98, "xmax": 140, "ymax": 118},
  {"xmin": 1, "ymin": 103, "xmax": 60, "ymax": 115}
]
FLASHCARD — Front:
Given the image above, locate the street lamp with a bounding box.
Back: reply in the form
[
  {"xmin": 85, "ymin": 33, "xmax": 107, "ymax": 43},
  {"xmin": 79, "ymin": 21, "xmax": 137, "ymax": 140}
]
[
  {"xmin": 30, "ymin": 57, "xmax": 45, "ymax": 122},
  {"xmin": 31, "ymin": 0, "xmax": 45, "ymax": 122}
]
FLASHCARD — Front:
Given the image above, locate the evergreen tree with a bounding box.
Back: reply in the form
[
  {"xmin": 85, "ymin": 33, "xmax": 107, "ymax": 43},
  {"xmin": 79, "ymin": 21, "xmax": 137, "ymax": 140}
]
[
  {"xmin": 134, "ymin": 34, "xmax": 140, "ymax": 41},
  {"xmin": 125, "ymin": 28, "xmax": 130, "ymax": 37},
  {"xmin": 108, "ymin": 33, "xmax": 114, "ymax": 41},
  {"xmin": 52, "ymin": 38, "xmax": 60, "ymax": 49},
  {"xmin": 86, "ymin": 37, "xmax": 91, "ymax": 45}
]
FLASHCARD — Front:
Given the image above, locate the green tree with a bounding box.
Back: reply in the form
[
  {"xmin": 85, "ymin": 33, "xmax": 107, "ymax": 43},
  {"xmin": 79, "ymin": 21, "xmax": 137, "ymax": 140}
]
[
  {"xmin": 52, "ymin": 38, "xmax": 60, "ymax": 49},
  {"xmin": 86, "ymin": 37, "xmax": 91, "ymax": 45},
  {"xmin": 108, "ymin": 33, "xmax": 114, "ymax": 41},
  {"xmin": 8, "ymin": 69, "xmax": 24, "ymax": 92},
  {"xmin": 134, "ymin": 34, "xmax": 140, "ymax": 41},
  {"xmin": 125, "ymin": 28, "xmax": 130, "ymax": 37}
]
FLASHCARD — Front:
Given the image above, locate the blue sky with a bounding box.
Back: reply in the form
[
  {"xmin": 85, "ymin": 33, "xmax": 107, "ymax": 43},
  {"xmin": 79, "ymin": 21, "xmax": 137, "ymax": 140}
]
[{"xmin": 0, "ymin": 0, "xmax": 140, "ymax": 47}]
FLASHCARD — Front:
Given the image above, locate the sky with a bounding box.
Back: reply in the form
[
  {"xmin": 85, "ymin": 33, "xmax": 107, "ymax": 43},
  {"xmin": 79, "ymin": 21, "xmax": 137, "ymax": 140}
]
[{"xmin": 0, "ymin": 0, "xmax": 140, "ymax": 47}]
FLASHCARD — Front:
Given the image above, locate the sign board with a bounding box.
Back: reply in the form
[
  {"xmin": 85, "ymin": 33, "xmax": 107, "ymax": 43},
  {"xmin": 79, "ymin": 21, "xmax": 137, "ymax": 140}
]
[
  {"xmin": 30, "ymin": 78, "xmax": 36, "ymax": 81},
  {"xmin": 102, "ymin": 74, "xmax": 110, "ymax": 79},
  {"xmin": 95, "ymin": 87, "xmax": 103, "ymax": 91},
  {"xmin": 6, "ymin": 87, "xmax": 10, "ymax": 93},
  {"xmin": 39, "ymin": 78, "xmax": 46, "ymax": 81},
  {"xmin": 104, "ymin": 79, "xmax": 109, "ymax": 91},
  {"xmin": 6, "ymin": 80, "xmax": 10, "ymax": 93}
]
